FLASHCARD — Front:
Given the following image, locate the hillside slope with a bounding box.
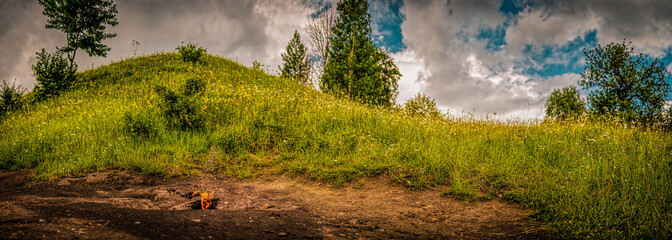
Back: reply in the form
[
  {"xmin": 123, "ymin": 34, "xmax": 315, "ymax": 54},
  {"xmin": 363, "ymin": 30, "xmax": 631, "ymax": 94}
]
[{"xmin": 1, "ymin": 53, "xmax": 671, "ymax": 238}]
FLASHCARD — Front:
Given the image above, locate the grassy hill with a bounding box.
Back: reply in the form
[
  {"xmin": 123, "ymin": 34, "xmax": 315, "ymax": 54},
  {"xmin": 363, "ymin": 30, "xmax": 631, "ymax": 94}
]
[{"xmin": 2, "ymin": 53, "xmax": 671, "ymax": 238}]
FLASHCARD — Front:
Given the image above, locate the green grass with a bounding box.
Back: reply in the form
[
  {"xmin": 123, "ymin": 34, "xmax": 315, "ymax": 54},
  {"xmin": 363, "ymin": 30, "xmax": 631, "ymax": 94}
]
[{"xmin": 1, "ymin": 53, "xmax": 671, "ymax": 239}]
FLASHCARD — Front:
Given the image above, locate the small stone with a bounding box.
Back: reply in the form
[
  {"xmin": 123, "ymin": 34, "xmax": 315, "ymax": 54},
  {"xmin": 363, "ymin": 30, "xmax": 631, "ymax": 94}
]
[
  {"xmin": 38, "ymin": 219, "xmax": 45, "ymax": 223},
  {"xmin": 134, "ymin": 221, "xmax": 141, "ymax": 224},
  {"xmin": 278, "ymin": 232, "xmax": 288, "ymax": 237},
  {"xmin": 192, "ymin": 219, "xmax": 201, "ymax": 223}
]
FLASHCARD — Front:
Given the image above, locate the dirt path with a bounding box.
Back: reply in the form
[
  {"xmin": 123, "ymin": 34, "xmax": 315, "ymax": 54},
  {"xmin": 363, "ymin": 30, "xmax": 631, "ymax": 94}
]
[{"xmin": 0, "ymin": 170, "xmax": 549, "ymax": 239}]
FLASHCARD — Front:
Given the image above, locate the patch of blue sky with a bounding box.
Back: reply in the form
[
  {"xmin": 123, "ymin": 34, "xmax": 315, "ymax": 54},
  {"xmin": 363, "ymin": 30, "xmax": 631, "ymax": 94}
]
[
  {"xmin": 476, "ymin": 0, "xmax": 531, "ymax": 52},
  {"xmin": 521, "ymin": 30, "xmax": 598, "ymax": 78},
  {"xmin": 659, "ymin": 48, "xmax": 672, "ymax": 97},
  {"xmin": 306, "ymin": 0, "xmax": 334, "ymax": 18},
  {"xmin": 499, "ymin": 0, "xmax": 532, "ymax": 16},
  {"xmin": 368, "ymin": 0, "xmax": 406, "ymax": 53},
  {"xmin": 476, "ymin": 24, "xmax": 507, "ymax": 51}
]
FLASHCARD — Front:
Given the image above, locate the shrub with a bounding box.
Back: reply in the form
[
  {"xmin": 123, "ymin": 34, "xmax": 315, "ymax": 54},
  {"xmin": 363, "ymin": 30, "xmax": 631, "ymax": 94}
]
[
  {"xmin": 176, "ymin": 43, "xmax": 206, "ymax": 63},
  {"xmin": 544, "ymin": 86, "xmax": 586, "ymax": 121},
  {"xmin": 154, "ymin": 85, "xmax": 204, "ymax": 131},
  {"xmin": 652, "ymin": 107, "xmax": 672, "ymax": 132},
  {"xmin": 0, "ymin": 80, "xmax": 26, "ymax": 117},
  {"xmin": 183, "ymin": 77, "xmax": 206, "ymax": 97},
  {"xmin": 32, "ymin": 48, "xmax": 76, "ymax": 99},
  {"xmin": 122, "ymin": 111, "xmax": 157, "ymax": 139},
  {"xmin": 403, "ymin": 92, "xmax": 442, "ymax": 118}
]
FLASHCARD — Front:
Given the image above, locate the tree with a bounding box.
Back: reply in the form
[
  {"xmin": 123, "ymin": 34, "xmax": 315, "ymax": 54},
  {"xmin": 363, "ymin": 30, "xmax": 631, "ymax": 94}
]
[
  {"xmin": 404, "ymin": 93, "xmax": 441, "ymax": 118},
  {"xmin": 0, "ymin": 80, "xmax": 26, "ymax": 117},
  {"xmin": 544, "ymin": 86, "xmax": 586, "ymax": 120},
  {"xmin": 321, "ymin": 0, "xmax": 401, "ymax": 107},
  {"xmin": 280, "ymin": 30, "xmax": 311, "ymax": 86},
  {"xmin": 306, "ymin": 5, "xmax": 337, "ymax": 80},
  {"xmin": 38, "ymin": 0, "xmax": 118, "ymax": 72},
  {"xmin": 580, "ymin": 40, "xmax": 671, "ymax": 122},
  {"xmin": 32, "ymin": 49, "xmax": 75, "ymax": 99}
]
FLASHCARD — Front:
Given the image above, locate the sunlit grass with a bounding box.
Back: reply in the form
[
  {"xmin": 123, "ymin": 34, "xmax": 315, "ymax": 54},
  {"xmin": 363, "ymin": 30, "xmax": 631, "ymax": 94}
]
[{"xmin": 1, "ymin": 52, "xmax": 671, "ymax": 238}]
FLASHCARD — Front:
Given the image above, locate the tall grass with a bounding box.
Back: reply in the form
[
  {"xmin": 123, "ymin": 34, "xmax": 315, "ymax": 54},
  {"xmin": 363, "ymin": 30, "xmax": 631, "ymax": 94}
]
[{"xmin": 1, "ymin": 53, "xmax": 670, "ymax": 238}]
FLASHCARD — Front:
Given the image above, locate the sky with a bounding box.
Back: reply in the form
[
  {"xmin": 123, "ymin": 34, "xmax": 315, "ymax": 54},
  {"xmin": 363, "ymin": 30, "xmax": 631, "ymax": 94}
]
[{"xmin": 1, "ymin": 0, "xmax": 672, "ymax": 120}]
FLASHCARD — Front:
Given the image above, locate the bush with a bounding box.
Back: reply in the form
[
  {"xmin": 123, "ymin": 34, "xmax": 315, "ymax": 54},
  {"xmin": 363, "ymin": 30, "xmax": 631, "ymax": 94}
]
[
  {"xmin": 176, "ymin": 43, "xmax": 206, "ymax": 63},
  {"xmin": 122, "ymin": 111, "xmax": 158, "ymax": 139},
  {"xmin": 183, "ymin": 77, "xmax": 206, "ymax": 97},
  {"xmin": 403, "ymin": 93, "xmax": 442, "ymax": 118},
  {"xmin": 32, "ymin": 48, "xmax": 76, "ymax": 99},
  {"xmin": 0, "ymin": 80, "xmax": 26, "ymax": 117},
  {"xmin": 154, "ymin": 85, "xmax": 204, "ymax": 131},
  {"xmin": 652, "ymin": 107, "xmax": 672, "ymax": 132},
  {"xmin": 544, "ymin": 86, "xmax": 585, "ymax": 121}
]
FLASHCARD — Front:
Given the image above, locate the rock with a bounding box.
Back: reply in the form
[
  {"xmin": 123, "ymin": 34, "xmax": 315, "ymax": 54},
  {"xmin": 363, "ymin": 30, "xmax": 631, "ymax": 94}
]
[{"xmin": 278, "ymin": 232, "xmax": 288, "ymax": 237}]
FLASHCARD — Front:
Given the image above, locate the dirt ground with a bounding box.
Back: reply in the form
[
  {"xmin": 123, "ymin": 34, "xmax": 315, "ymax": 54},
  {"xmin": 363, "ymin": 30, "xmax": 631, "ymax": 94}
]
[{"xmin": 0, "ymin": 170, "xmax": 550, "ymax": 239}]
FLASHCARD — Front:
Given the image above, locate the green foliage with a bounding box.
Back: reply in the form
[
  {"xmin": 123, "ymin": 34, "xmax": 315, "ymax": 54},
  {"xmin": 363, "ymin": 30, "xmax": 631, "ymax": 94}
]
[
  {"xmin": 32, "ymin": 48, "xmax": 76, "ymax": 99},
  {"xmin": 0, "ymin": 80, "xmax": 26, "ymax": 117},
  {"xmin": 38, "ymin": 0, "xmax": 118, "ymax": 68},
  {"xmin": 580, "ymin": 40, "xmax": 671, "ymax": 123},
  {"xmin": 154, "ymin": 82, "xmax": 205, "ymax": 131},
  {"xmin": 321, "ymin": 0, "xmax": 400, "ymax": 107},
  {"xmin": 176, "ymin": 43, "xmax": 206, "ymax": 64},
  {"xmin": 122, "ymin": 111, "xmax": 158, "ymax": 139},
  {"xmin": 544, "ymin": 86, "xmax": 585, "ymax": 120},
  {"xmin": 652, "ymin": 106, "xmax": 672, "ymax": 132},
  {"xmin": 403, "ymin": 92, "xmax": 441, "ymax": 118},
  {"xmin": 280, "ymin": 30, "xmax": 311, "ymax": 86},
  {"xmin": 1, "ymin": 53, "xmax": 672, "ymax": 238}
]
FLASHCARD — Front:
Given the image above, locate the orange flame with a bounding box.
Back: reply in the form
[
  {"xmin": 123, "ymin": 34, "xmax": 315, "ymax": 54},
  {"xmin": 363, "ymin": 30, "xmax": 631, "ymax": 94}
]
[{"xmin": 191, "ymin": 190, "xmax": 215, "ymax": 210}]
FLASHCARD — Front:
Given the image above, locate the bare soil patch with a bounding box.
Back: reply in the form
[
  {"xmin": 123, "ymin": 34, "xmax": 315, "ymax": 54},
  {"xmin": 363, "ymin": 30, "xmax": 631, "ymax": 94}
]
[{"xmin": 0, "ymin": 170, "xmax": 550, "ymax": 239}]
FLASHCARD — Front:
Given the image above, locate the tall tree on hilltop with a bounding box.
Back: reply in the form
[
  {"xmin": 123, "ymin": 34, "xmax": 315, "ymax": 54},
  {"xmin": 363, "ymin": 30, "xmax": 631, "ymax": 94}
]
[
  {"xmin": 579, "ymin": 40, "xmax": 670, "ymax": 123},
  {"xmin": 39, "ymin": 0, "xmax": 119, "ymax": 72},
  {"xmin": 321, "ymin": 0, "xmax": 400, "ymax": 107},
  {"xmin": 280, "ymin": 30, "xmax": 311, "ymax": 87}
]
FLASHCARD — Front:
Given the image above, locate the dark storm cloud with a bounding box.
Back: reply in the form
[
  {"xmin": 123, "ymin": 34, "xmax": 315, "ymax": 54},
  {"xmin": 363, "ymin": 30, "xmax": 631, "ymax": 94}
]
[
  {"xmin": 0, "ymin": 0, "xmax": 313, "ymax": 89},
  {"xmin": 0, "ymin": 0, "xmax": 61, "ymax": 88}
]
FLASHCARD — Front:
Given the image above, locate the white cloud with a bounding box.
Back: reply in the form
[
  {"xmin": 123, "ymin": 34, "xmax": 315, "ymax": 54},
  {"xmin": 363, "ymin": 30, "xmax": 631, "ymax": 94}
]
[
  {"xmin": 391, "ymin": 50, "xmax": 426, "ymax": 104},
  {"xmin": 506, "ymin": 8, "xmax": 600, "ymax": 55},
  {"xmin": 401, "ymin": 0, "xmax": 549, "ymax": 118},
  {"xmin": 397, "ymin": 0, "xmax": 672, "ymax": 120},
  {"xmin": 531, "ymin": 0, "xmax": 672, "ymax": 56}
]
